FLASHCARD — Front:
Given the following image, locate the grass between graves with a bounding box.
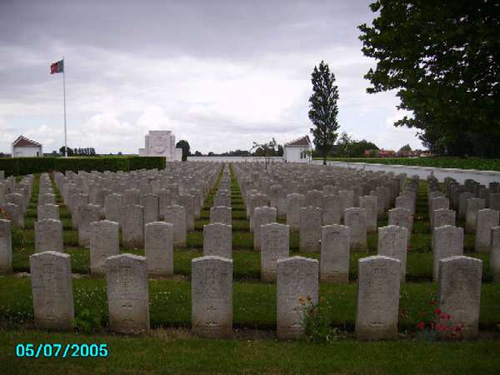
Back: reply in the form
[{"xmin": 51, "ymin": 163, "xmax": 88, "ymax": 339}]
[
  {"xmin": 1, "ymin": 329, "xmax": 500, "ymax": 375},
  {"xmin": 10, "ymin": 175, "xmax": 491, "ymax": 282},
  {"xmin": 1, "ymin": 166, "xmax": 500, "ymax": 375},
  {"xmin": 1, "ymin": 276, "xmax": 500, "ymax": 332}
]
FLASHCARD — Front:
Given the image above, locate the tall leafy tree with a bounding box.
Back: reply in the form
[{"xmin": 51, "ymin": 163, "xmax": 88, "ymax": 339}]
[
  {"xmin": 359, "ymin": 0, "xmax": 500, "ymax": 157},
  {"xmin": 309, "ymin": 61, "xmax": 340, "ymax": 165},
  {"xmin": 176, "ymin": 140, "xmax": 191, "ymax": 161}
]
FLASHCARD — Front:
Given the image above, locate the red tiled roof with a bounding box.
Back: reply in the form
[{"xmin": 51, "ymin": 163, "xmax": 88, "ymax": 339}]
[
  {"xmin": 12, "ymin": 135, "xmax": 41, "ymax": 147},
  {"xmin": 285, "ymin": 135, "xmax": 311, "ymax": 147}
]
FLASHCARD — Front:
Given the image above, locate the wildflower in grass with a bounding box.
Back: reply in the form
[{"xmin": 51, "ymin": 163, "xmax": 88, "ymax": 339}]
[
  {"xmin": 415, "ymin": 299, "xmax": 464, "ymax": 341},
  {"xmin": 300, "ymin": 297, "xmax": 337, "ymax": 344}
]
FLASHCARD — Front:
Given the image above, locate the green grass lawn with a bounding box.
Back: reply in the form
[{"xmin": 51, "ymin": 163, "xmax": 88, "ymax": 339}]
[
  {"xmin": 1, "ymin": 329, "xmax": 500, "ymax": 375},
  {"xmin": 0, "ymin": 165, "xmax": 499, "ymax": 375}
]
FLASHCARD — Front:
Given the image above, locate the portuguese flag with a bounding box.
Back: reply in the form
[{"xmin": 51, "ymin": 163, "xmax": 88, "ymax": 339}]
[{"xmin": 50, "ymin": 60, "xmax": 64, "ymax": 74}]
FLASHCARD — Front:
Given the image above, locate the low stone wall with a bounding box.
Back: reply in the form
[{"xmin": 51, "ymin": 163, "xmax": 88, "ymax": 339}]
[
  {"xmin": 317, "ymin": 160, "xmax": 500, "ymax": 185},
  {"xmin": 187, "ymin": 156, "xmax": 285, "ymax": 163}
]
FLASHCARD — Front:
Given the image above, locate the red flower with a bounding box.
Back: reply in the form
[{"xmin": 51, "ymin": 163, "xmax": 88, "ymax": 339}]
[
  {"xmin": 417, "ymin": 322, "xmax": 425, "ymax": 331},
  {"xmin": 434, "ymin": 308, "xmax": 441, "ymax": 315}
]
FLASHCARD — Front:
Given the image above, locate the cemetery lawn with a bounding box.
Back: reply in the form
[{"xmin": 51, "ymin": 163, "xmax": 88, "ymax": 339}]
[
  {"xmin": 1, "ymin": 167, "xmax": 500, "ymax": 375},
  {"xmin": 1, "ymin": 328, "xmax": 500, "ymax": 375}
]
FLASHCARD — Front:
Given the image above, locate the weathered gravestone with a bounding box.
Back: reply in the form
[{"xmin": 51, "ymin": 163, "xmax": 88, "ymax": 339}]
[
  {"xmin": 359, "ymin": 195, "xmax": 378, "ymax": 232},
  {"xmin": 30, "ymin": 251, "xmax": 74, "ymax": 330},
  {"xmin": 164, "ymin": 205, "xmax": 187, "ymax": 247},
  {"xmin": 3, "ymin": 203, "xmax": 23, "ymax": 228},
  {"xmin": 286, "ymin": 193, "xmax": 305, "ymax": 231},
  {"xmin": 344, "ymin": 207, "xmax": 367, "ymax": 250},
  {"xmin": 276, "ymin": 256, "xmax": 318, "ymax": 340},
  {"xmin": 388, "ymin": 207, "xmax": 413, "ymax": 238},
  {"xmin": 320, "ymin": 225, "xmax": 350, "ymax": 283},
  {"xmin": 432, "ymin": 209, "xmax": 456, "ymax": 231},
  {"xmin": 438, "ymin": 256, "xmax": 482, "ymax": 339},
  {"xmin": 124, "ymin": 189, "xmax": 141, "ymax": 206},
  {"xmin": 458, "ymin": 191, "xmax": 473, "ymax": 219},
  {"xmin": 77, "ymin": 204, "xmax": 101, "ymax": 247},
  {"xmin": 338, "ymin": 190, "xmax": 355, "ymax": 220},
  {"xmin": 37, "ymin": 203, "xmax": 59, "ymax": 221},
  {"xmin": 106, "ymin": 254, "xmax": 150, "ymax": 333},
  {"xmin": 122, "ymin": 205, "xmax": 144, "ymax": 248},
  {"xmin": 210, "ymin": 206, "xmax": 232, "ymax": 225},
  {"xmin": 213, "ymin": 193, "xmax": 231, "ymax": 208},
  {"xmin": 179, "ymin": 194, "xmax": 195, "ymax": 232},
  {"xmin": 475, "ymin": 209, "xmax": 499, "ymax": 253},
  {"xmin": 429, "ymin": 197, "xmax": 450, "ymax": 226},
  {"xmin": 71, "ymin": 193, "xmax": 89, "ymax": 229},
  {"xmin": 104, "ymin": 193, "xmax": 123, "ymax": 225},
  {"xmin": 203, "ymin": 223, "xmax": 232, "ymax": 258},
  {"xmin": 191, "ymin": 256, "xmax": 233, "ymax": 338},
  {"xmin": 6, "ymin": 193, "xmax": 25, "ymax": 214},
  {"xmin": 35, "ymin": 219, "xmax": 64, "ymax": 253},
  {"xmin": 306, "ymin": 190, "xmax": 323, "ymax": 209},
  {"xmin": 322, "ymin": 195, "xmax": 340, "ymax": 225},
  {"xmin": 145, "ymin": 222, "xmax": 174, "ymax": 276},
  {"xmin": 38, "ymin": 193, "xmax": 56, "ymax": 206},
  {"xmin": 300, "ymin": 206, "xmax": 322, "ymax": 252},
  {"xmin": 141, "ymin": 194, "xmax": 159, "ymax": 224},
  {"xmin": 465, "ymin": 198, "xmax": 485, "ymax": 233},
  {"xmin": 0, "ymin": 219, "xmax": 12, "ymax": 274},
  {"xmin": 254, "ymin": 206, "xmax": 277, "ymax": 251},
  {"xmin": 377, "ymin": 225, "xmax": 408, "ymax": 281},
  {"xmin": 355, "ymin": 256, "xmax": 401, "ymax": 340},
  {"xmin": 261, "ymin": 223, "xmax": 289, "ymax": 282},
  {"xmin": 90, "ymin": 220, "xmax": 119, "ymax": 276},
  {"xmin": 491, "ymin": 227, "xmax": 500, "ymax": 283},
  {"xmin": 432, "ymin": 225, "xmax": 464, "ymax": 281},
  {"xmin": 159, "ymin": 189, "xmax": 172, "ymax": 219}
]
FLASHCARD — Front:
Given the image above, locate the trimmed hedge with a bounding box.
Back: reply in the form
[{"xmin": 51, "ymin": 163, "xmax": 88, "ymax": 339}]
[
  {"xmin": 0, "ymin": 156, "xmax": 166, "ymax": 176},
  {"xmin": 319, "ymin": 157, "xmax": 500, "ymax": 171}
]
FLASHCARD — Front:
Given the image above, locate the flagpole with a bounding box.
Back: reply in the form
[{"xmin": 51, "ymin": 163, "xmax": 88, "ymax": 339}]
[{"xmin": 62, "ymin": 56, "xmax": 67, "ymax": 157}]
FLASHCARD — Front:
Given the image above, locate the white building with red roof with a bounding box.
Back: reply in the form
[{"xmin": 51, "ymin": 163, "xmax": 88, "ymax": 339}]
[
  {"xmin": 11, "ymin": 135, "xmax": 43, "ymax": 157},
  {"xmin": 283, "ymin": 135, "xmax": 312, "ymax": 163}
]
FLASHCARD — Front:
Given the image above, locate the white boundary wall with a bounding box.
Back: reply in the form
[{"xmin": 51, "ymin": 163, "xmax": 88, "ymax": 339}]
[{"xmin": 187, "ymin": 156, "xmax": 284, "ymax": 163}]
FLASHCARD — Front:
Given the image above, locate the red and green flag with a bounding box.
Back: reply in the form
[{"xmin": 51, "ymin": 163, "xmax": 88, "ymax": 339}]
[{"xmin": 50, "ymin": 60, "xmax": 64, "ymax": 74}]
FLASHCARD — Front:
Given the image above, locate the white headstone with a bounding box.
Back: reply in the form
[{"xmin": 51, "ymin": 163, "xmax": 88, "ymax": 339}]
[
  {"xmin": 191, "ymin": 256, "xmax": 233, "ymax": 338},
  {"xmin": 105, "ymin": 254, "xmax": 150, "ymax": 333}
]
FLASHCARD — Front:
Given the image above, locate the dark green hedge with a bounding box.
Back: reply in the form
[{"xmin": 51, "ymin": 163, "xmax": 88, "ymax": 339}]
[{"xmin": 0, "ymin": 156, "xmax": 166, "ymax": 176}]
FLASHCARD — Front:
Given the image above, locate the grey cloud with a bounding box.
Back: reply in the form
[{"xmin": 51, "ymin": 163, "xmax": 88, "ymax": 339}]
[{"xmin": 0, "ymin": 0, "xmax": 372, "ymax": 59}]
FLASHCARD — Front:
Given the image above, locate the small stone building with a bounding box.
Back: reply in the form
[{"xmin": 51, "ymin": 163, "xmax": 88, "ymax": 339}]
[
  {"xmin": 11, "ymin": 135, "xmax": 43, "ymax": 157},
  {"xmin": 283, "ymin": 135, "xmax": 312, "ymax": 163}
]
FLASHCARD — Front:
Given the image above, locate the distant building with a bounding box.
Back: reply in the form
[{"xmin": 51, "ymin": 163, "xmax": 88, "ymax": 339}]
[
  {"xmin": 364, "ymin": 149, "xmax": 431, "ymax": 158},
  {"xmin": 284, "ymin": 135, "xmax": 313, "ymax": 163},
  {"xmin": 364, "ymin": 149, "xmax": 396, "ymax": 158},
  {"xmin": 11, "ymin": 135, "xmax": 43, "ymax": 157},
  {"xmin": 138, "ymin": 130, "xmax": 183, "ymax": 161}
]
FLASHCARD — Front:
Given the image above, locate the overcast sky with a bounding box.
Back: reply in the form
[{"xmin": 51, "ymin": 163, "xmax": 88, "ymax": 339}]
[{"xmin": 0, "ymin": 0, "xmax": 422, "ymax": 155}]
